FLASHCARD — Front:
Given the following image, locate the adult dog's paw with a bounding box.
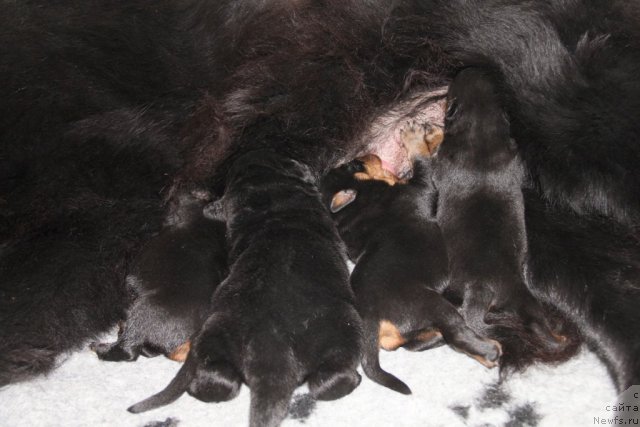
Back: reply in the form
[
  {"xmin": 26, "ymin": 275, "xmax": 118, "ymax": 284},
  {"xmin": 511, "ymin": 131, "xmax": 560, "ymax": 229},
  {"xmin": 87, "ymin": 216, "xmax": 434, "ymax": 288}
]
[
  {"xmin": 487, "ymin": 292, "xmax": 575, "ymax": 352},
  {"xmin": 446, "ymin": 279, "xmax": 579, "ymax": 371}
]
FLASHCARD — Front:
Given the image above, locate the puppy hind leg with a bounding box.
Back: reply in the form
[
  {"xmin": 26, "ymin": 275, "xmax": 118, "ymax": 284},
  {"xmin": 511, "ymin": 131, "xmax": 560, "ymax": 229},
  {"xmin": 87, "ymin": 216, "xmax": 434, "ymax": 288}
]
[
  {"xmin": 439, "ymin": 279, "xmax": 497, "ymax": 350},
  {"xmin": 402, "ymin": 328, "xmax": 445, "ymax": 352},
  {"xmin": 423, "ymin": 290, "xmax": 502, "ymax": 369},
  {"xmin": 359, "ymin": 320, "xmax": 411, "ymax": 395},
  {"xmin": 306, "ymin": 329, "xmax": 362, "ymax": 400},
  {"xmin": 307, "ymin": 363, "xmax": 362, "ymax": 401},
  {"xmin": 90, "ymin": 306, "xmax": 150, "ymax": 362},
  {"xmin": 302, "ymin": 301, "xmax": 363, "ymax": 400},
  {"xmin": 187, "ymin": 360, "xmax": 242, "ymax": 403},
  {"xmin": 90, "ymin": 341, "xmax": 141, "ymax": 362},
  {"xmin": 139, "ymin": 345, "xmax": 164, "ymax": 359},
  {"xmin": 443, "ymin": 323, "xmax": 503, "ymax": 369},
  {"xmin": 187, "ymin": 320, "xmax": 243, "ymax": 402}
]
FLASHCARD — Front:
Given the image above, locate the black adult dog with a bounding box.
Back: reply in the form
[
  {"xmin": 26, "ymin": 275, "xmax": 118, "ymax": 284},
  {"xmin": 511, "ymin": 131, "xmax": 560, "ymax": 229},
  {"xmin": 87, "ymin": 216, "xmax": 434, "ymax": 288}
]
[{"xmin": 1, "ymin": 0, "xmax": 640, "ymax": 424}]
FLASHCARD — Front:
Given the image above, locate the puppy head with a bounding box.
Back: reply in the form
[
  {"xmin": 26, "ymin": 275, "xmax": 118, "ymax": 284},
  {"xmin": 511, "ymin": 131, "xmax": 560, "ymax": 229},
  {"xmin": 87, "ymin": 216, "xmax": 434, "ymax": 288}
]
[
  {"xmin": 320, "ymin": 159, "xmax": 363, "ymax": 211},
  {"xmin": 164, "ymin": 189, "xmax": 212, "ymax": 228},
  {"xmin": 321, "ymin": 154, "xmax": 403, "ymax": 213},
  {"xmin": 353, "ymin": 154, "xmax": 401, "ymax": 186},
  {"xmin": 400, "ymin": 122, "xmax": 444, "ymax": 162},
  {"xmin": 330, "ymin": 189, "xmax": 358, "ymax": 213},
  {"xmin": 441, "ymin": 67, "xmax": 516, "ymax": 167}
]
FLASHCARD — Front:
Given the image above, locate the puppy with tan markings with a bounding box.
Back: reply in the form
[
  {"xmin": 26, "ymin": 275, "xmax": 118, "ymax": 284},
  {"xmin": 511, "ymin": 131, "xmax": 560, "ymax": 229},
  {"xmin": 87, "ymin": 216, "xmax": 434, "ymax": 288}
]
[
  {"xmin": 129, "ymin": 152, "xmax": 362, "ymax": 427},
  {"xmin": 91, "ymin": 191, "xmax": 227, "ymax": 363},
  {"xmin": 321, "ymin": 126, "xmax": 501, "ymax": 395}
]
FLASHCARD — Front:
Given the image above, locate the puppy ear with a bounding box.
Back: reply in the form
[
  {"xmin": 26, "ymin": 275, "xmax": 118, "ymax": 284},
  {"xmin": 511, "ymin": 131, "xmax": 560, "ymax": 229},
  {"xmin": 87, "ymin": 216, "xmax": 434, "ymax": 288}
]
[
  {"xmin": 330, "ymin": 189, "xmax": 357, "ymax": 213},
  {"xmin": 445, "ymin": 97, "xmax": 458, "ymax": 121}
]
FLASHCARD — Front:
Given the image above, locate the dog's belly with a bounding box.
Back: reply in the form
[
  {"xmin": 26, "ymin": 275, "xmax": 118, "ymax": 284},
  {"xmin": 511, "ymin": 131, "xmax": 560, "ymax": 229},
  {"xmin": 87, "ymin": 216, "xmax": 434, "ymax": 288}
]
[{"xmin": 358, "ymin": 86, "xmax": 447, "ymax": 177}]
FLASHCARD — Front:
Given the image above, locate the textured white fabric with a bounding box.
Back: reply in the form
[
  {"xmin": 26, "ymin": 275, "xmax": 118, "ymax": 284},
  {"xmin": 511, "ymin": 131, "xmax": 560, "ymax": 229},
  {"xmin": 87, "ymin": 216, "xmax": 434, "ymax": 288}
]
[{"xmin": 0, "ymin": 329, "xmax": 616, "ymax": 427}]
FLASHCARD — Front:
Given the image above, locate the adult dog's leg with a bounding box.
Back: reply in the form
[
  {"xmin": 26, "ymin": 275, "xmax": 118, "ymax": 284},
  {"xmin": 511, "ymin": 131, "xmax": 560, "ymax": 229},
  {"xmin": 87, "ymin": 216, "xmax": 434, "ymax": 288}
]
[
  {"xmin": 0, "ymin": 200, "xmax": 166, "ymax": 386},
  {"xmin": 524, "ymin": 192, "xmax": 640, "ymax": 390},
  {"xmin": 418, "ymin": 0, "xmax": 640, "ymax": 224},
  {"xmin": 0, "ymin": 1, "xmax": 196, "ymax": 385}
]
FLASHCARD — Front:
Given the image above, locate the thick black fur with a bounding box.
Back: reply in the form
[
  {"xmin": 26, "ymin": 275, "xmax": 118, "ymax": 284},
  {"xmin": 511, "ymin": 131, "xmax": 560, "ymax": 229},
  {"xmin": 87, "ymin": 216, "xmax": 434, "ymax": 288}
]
[
  {"xmin": 1, "ymin": 0, "xmax": 640, "ymax": 419},
  {"xmin": 434, "ymin": 68, "xmax": 579, "ymax": 371},
  {"xmin": 91, "ymin": 191, "xmax": 227, "ymax": 362},
  {"xmin": 129, "ymin": 151, "xmax": 362, "ymax": 427},
  {"xmin": 321, "ymin": 157, "xmax": 502, "ymax": 395}
]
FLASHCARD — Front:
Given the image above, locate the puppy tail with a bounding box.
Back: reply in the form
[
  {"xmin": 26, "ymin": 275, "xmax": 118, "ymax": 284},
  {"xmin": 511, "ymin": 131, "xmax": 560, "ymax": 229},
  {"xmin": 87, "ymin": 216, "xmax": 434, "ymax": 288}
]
[
  {"xmin": 249, "ymin": 380, "xmax": 297, "ymax": 427},
  {"xmin": 127, "ymin": 355, "xmax": 196, "ymax": 413},
  {"xmin": 360, "ymin": 327, "xmax": 412, "ymax": 395}
]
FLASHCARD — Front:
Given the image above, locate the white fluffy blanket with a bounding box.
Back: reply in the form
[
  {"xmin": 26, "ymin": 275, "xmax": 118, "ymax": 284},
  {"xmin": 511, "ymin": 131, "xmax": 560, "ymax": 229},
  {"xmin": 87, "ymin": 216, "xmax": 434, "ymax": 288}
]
[{"xmin": 0, "ymin": 328, "xmax": 619, "ymax": 427}]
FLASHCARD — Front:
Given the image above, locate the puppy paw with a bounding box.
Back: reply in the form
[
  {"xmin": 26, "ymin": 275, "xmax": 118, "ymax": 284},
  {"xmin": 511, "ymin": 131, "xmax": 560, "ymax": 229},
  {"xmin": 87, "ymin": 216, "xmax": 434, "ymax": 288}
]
[
  {"xmin": 447, "ymin": 328, "xmax": 502, "ymax": 369},
  {"xmin": 399, "ymin": 120, "xmax": 443, "ymax": 160},
  {"xmin": 469, "ymin": 339, "xmax": 502, "ymax": 369},
  {"xmin": 90, "ymin": 341, "xmax": 139, "ymax": 362},
  {"xmin": 188, "ymin": 360, "xmax": 242, "ymax": 403},
  {"xmin": 307, "ymin": 367, "xmax": 362, "ymax": 401}
]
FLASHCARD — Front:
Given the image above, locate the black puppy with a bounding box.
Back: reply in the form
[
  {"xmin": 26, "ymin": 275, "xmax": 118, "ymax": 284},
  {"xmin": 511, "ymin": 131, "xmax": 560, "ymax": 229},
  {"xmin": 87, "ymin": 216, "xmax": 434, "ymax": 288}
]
[
  {"xmin": 128, "ymin": 152, "xmax": 362, "ymax": 427},
  {"xmin": 433, "ymin": 68, "xmax": 573, "ymax": 367},
  {"xmin": 91, "ymin": 191, "xmax": 227, "ymax": 362},
  {"xmin": 321, "ymin": 151, "xmax": 502, "ymax": 395}
]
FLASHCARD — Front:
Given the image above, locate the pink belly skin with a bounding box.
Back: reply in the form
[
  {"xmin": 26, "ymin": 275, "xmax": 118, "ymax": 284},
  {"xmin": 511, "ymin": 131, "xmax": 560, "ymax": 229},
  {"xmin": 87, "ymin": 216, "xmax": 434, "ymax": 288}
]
[{"xmin": 358, "ymin": 86, "xmax": 447, "ymax": 177}]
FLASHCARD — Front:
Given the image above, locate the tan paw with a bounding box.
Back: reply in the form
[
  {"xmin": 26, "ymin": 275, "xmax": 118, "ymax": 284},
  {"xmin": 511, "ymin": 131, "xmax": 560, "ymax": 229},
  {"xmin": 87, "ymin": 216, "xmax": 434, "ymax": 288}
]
[{"xmin": 399, "ymin": 120, "xmax": 443, "ymax": 159}]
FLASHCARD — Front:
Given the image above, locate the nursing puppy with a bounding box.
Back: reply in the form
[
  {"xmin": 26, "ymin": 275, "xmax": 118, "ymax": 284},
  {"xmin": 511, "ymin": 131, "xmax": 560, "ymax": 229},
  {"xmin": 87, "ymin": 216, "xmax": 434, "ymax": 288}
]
[
  {"xmin": 321, "ymin": 151, "xmax": 502, "ymax": 395},
  {"xmin": 91, "ymin": 191, "xmax": 227, "ymax": 362},
  {"xmin": 128, "ymin": 152, "xmax": 362, "ymax": 427},
  {"xmin": 433, "ymin": 68, "xmax": 577, "ymax": 368}
]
